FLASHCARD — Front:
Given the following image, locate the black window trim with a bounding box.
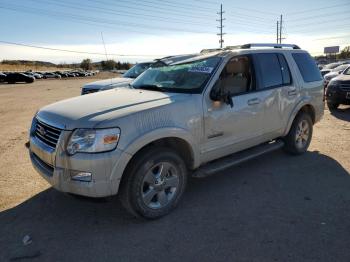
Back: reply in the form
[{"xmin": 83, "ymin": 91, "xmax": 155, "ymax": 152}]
[{"xmin": 252, "ymin": 52, "xmax": 293, "ymax": 92}]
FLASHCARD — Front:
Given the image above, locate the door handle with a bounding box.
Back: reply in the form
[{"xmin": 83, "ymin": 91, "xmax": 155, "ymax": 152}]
[
  {"xmin": 247, "ymin": 98, "xmax": 261, "ymax": 105},
  {"xmin": 288, "ymin": 89, "xmax": 297, "ymax": 96}
]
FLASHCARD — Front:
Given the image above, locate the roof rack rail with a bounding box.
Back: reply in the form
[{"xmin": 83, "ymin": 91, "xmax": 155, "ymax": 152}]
[
  {"xmin": 225, "ymin": 43, "xmax": 301, "ymax": 50},
  {"xmin": 200, "ymin": 48, "xmax": 223, "ymax": 54}
]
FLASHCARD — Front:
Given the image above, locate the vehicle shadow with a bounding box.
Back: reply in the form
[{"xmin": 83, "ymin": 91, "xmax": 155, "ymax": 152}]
[
  {"xmin": 1, "ymin": 150, "xmax": 349, "ymax": 262},
  {"xmin": 329, "ymin": 105, "xmax": 350, "ymax": 121}
]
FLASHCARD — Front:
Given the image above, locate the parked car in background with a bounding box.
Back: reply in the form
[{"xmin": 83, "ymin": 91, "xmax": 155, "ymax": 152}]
[
  {"xmin": 323, "ymin": 64, "xmax": 350, "ymax": 86},
  {"xmin": 72, "ymin": 71, "xmax": 88, "ymax": 77},
  {"xmin": 5, "ymin": 73, "xmax": 35, "ymax": 83},
  {"xmin": 326, "ymin": 66, "xmax": 350, "ymax": 110},
  {"xmin": 321, "ymin": 61, "xmax": 350, "ymax": 76},
  {"xmin": 42, "ymin": 72, "xmax": 61, "ymax": 79},
  {"xmin": 81, "ymin": 54, "xmax": 198, "ymax": 95},
  {"xmin": 25, "ymin": 72, "xmax": 43, "ymax": 79},
  {"xmin": 0, "ymin": 72, "xmax": 6, "ymax": 82},
  {"xmin": 29, "ymin": 43, "xmax": 324, "ymax": 218},
  {"xmin": 54, "ymin": 71, "xmax": 69, "ymax": 78},
  {"xmin": 320, "ymin": 62, "xmax": 343, "ymax": 76}
]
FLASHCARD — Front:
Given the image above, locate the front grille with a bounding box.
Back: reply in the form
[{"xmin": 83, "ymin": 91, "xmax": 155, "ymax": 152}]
[
  {"xmin": 82, "ymin": 88, "xmax": 99, "ymax": 95},
  {"xmin": 34, "ymin": 119, "xmax": 62, "ymax": 149},
  {"xmin": 340, "ymin": 84, "xmax": 350, "ymax": 91}
]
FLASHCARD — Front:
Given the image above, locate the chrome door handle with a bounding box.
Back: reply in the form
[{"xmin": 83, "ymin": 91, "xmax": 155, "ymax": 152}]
[{"xmin": 247, "ymin": 98, "xmax": 261, "ymax": 105}]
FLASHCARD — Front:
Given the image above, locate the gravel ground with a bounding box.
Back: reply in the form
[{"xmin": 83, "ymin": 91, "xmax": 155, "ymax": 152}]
[{"xmin": 0, "ymin": 77, "xmax": 349, "ymax": 261}]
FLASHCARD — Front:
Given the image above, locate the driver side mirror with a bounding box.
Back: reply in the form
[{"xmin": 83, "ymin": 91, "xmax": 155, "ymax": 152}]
[{"xmin": 210, "ymin": 79, "xmax": 234, "ymax": 108}]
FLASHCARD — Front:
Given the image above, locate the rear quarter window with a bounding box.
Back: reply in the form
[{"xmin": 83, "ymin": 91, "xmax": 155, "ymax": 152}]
[{"xmin": 292, "ymin": 53, "xmax": 322, "ymax": 82}]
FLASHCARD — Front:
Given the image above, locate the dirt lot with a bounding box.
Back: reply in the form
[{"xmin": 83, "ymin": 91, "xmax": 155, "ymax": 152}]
[{"xmin": 0, "ymin": 78, "xmax": 349, "ymax": 261}]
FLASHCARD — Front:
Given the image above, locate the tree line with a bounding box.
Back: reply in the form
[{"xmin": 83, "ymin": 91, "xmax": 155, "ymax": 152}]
[{"xmin": 80, "ymin": 59, "xmax": 132, "ymax": 71}]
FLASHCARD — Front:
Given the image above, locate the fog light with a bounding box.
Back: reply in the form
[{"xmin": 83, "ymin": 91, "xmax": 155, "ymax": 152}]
[{"xmin": 70, "ymin": 171, "xmax": 92, "ymax": 182}]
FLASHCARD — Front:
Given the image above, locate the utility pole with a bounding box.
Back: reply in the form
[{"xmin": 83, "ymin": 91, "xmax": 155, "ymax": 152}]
[
  {"xmin": 217, "ymin": 4, "xmax": 225, "ymax": 48},
  {"xmin": 276, "ymin": 21, "xmax": 279, "ymax": 44},
  {"xmin": 279, "ymin": 14, "xmax": 283, "ymax": 44}
]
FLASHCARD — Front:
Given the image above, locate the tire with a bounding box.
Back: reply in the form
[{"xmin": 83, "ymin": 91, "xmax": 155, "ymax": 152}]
[
  {"xmin": 119, "ymin": 147, "xmax": 187, "ymax": 219},
  {"xmin": 327, "ymin": 102, "xmax": 339, "ymax": 110},
  {"xmin": 283, "ymin": 112, "xmax": 313, "ymax": 155}
]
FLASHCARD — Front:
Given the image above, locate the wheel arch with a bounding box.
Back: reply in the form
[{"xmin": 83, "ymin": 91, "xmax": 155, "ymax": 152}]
[
  {"xmin": 121, "ymin": 128, "xmax": 200, "ymax": 171},
  {"xmin": 283, "ymin": 99, "xmax": 316, "ymax": 136}
]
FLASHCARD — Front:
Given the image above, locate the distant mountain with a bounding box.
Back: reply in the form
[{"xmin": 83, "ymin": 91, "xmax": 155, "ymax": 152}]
[{"xmin": 1, "ymin": 60, "xmax": 57, "ymax": 67}]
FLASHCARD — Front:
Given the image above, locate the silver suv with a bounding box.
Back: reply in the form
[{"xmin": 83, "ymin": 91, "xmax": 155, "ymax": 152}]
[{"xmin": 29, "ymin": 43, "xmax": 324, "ymax": 219}]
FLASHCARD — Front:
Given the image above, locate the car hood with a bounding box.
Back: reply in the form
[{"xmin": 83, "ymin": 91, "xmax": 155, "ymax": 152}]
[
  {"xmin": 37, "ymin": 88, "xmax": 189, "ymax": 130},
  {"xmin": 331, "ymin": 74, "xmax": 350, "ymax": 82},
  {"xmin": 82, "ymin": 77, "xmax": 133, "ymax": 91},
  {"xmin": 324, "ymin": 72, "xmax": 339, "ymax": 79}
]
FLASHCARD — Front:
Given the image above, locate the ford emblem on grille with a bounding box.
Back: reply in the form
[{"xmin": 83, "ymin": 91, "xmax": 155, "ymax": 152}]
[{"xmin": 38, "ymin": 125, "xmax": 46, "ymax": 136}]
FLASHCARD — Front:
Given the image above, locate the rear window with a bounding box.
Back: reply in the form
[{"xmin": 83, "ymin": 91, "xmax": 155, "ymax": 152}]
[{"xmin": 292, "ymin": 53, "xmax": 322, "ymax": 82}]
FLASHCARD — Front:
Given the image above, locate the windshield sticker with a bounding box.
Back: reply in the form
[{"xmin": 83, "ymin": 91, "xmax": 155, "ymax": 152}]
[{"xmin": 188, "ymin": 66, "xmax": 214, "ymax": 74}]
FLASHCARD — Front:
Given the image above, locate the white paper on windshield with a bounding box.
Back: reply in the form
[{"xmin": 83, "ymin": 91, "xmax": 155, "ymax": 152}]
[{"xmin": 188, "ymin": 66, "xmax": 214, "ymax": 74}]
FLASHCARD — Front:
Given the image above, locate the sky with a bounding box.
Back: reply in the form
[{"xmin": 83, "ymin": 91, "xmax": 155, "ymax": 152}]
[{"xmin": 0, "ymin": 0, "xmax": 349, "ymax": 63}]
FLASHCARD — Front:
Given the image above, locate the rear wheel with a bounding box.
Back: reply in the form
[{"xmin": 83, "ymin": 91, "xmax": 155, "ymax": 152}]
[
  {"xmin": 327, "ymin": 102, "xmax": 339, "ymax": 110},
  {"xmin": 119, "ymin": 147, "xmax": 187, "ymax": 219},
  {"xmin": 284, "ymin": 112, "xmax": 313, "ymax": 155}
]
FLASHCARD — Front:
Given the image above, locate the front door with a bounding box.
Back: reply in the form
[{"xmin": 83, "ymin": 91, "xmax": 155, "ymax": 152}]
[{"xmin": 201, "ymin": 55, "xmax": 265, "ymax": 163}]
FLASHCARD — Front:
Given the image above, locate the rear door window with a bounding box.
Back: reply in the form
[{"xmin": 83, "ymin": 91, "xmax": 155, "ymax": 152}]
[
  {"xmin": 292, "ymin": 53, "xmax": 322, "ymax": 82},
  {"xmin": 254, "ymin": 53, "xmax": 283, "ymax": 89}
]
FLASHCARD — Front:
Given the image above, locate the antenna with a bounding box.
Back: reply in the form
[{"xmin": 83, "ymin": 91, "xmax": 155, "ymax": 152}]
[{"xmin": 101, "ymin": 32, "xmax": 108, "ymax": 61}]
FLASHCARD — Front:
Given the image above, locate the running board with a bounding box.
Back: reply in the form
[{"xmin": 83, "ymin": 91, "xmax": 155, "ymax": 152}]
[{"xmin": 192, "ymin": 140, "xmax": 284, "ymax": 178}]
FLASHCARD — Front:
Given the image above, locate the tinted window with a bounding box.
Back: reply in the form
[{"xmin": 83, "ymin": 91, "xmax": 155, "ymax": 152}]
[
  {"xmin": 292, "ymin": 53, "xmax": 322, "ymax": 82},
  {"xmin": 277, "ymin": 54, "xmax": 292, "ymax": 85},
  {"xmin": 255, "ymin": 53, "xmax": 283, "ymax": 89}
]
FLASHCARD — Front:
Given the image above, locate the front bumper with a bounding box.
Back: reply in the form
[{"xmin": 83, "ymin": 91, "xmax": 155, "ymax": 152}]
[
  {"xmin": 326, "ymin": 89, "xmax": 350, "ymax": 105},
  {"xmin": 29, "ymin": 133, "xmax": 132, "ymax": 198}
]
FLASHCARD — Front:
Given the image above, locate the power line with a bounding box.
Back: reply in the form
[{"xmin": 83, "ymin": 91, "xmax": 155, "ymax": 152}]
[
  {"xmin": 0, "ymin": 40, "xmax": 167, "ymax": 57},
  {"xmin": 33, "ymin": 0, "xmax": 216, "ymax": 27},
  {"xmin": 287, "ymin": 10, "xmax": 350, "ymax": 22},
  {"xmin": 286, "ymin": 2, "xmax": 350, "ymax": 16},
  {"xmin": 192, "ymin": 0, "xmax": 279, "ymax": 15},
  {"xmin": 87, "ymin": 0, "xmax": 215, "ymax": 18},
  {"xmin": 314, "ymin": 34, "xmax": 350, "ymax": 41},
  {"xmin": 0, "ymin": 4, "xmax": 215, "ymax": 34}
]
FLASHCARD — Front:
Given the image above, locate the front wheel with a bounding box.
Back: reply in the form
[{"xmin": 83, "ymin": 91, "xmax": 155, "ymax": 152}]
[
  {"xmin": 119, "ymin": 147, "xmax": 187, "ymax": 219},
  {"xmin": 327, "ymin": 102, "xmax": 339, "ymax": 110},
  {"xmin": 283, "ymin": 112, "xmax": 313, "ymax": 155}
]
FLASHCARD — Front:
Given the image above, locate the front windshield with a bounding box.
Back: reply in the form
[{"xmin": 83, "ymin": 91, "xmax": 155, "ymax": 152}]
[
  {"xmin": 344, "ymin": 67, "xmax": 350, "ymax": 75},
  {"xmin": 131, "ymin": 57, "xmax": 221, "ymax": 93},
  {"xmin": 123, "ymin": 63, "xmax": 151, "ymax": 78},
  {"xmin": 332, "ymin": 64, "xmax": 349, "ymax": 72},
  {"xmin": 324, "ymin": 63, "xmax": 341, "ymax": 69}
]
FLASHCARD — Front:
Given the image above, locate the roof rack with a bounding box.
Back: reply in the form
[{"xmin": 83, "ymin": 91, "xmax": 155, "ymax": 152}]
[
  {"xmin": 200, "ymin": 48, "xmax": 223, "ymax": 54},
  {"xmin": 225, "ymin": 43, "xmax": 301, "ymax": 50}
]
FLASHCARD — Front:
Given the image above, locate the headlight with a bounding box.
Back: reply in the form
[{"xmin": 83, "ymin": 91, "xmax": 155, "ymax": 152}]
[{"xmin": 67, "ymin": 128, "xmax": 120, "ymax": 155}]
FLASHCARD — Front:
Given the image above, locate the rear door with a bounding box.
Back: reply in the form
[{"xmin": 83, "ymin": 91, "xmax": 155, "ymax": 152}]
[{"xmin": 252, "ymin": 53, "xmax": 295, "ymax": 138}]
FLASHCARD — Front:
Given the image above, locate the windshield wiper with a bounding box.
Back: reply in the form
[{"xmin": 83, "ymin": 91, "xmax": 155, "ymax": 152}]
[{"xmin": 135, "ymin": 84, "xmax": 167, "ymax": 92}]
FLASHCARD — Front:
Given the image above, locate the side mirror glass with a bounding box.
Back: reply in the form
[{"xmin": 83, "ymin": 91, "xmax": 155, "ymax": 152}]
[{"xmin": 209, "ymin": 79, "xmax": 221, "ymax": 101}]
